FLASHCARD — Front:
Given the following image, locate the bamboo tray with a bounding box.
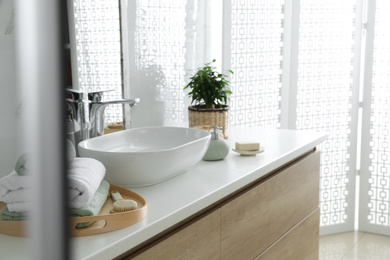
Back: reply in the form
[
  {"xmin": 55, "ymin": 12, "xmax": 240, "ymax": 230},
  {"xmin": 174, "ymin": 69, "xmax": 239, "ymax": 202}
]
[{"xmin": 0, "ymin": 184, "xmax": 148, "ymax": 237}]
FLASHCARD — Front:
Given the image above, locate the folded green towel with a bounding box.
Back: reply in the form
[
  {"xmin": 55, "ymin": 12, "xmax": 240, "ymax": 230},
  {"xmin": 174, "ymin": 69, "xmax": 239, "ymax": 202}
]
[
  {"xmin": 14, "ymin": 152, "xmax": 31, "ymax": 176},
  {"xmin": 0, "ymin": 206, "xmax": 24, "ymax": 220},
  {"xmin": 69, "ymin": 179, "xmax": 110, "ymax": 228},
  {"xmin": 0, "ymin": 180, "xmax": 110, "ymax": 228}
]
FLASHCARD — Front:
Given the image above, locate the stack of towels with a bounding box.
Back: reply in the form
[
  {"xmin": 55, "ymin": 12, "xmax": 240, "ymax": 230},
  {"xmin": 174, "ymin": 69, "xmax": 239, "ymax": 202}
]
[{"xmin": 0, "ymin": 139, "xmax": 110, "ymax": 228}]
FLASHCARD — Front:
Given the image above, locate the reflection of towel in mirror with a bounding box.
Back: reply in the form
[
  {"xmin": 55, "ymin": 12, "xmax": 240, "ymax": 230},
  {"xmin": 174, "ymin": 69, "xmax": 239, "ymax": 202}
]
[
  {"xmin": 1, "ymin": 201, "xmax": 29, "ymax": 214},
  {"xmin": 14, "ymin": 152, "xmax": 31, "ymax": 176},
  {"xmin": 0, "ymin": 206, "xmax": 24, "ymax": 220},
  {"xmin": 1, "ymin": 188, "xmax": 28, "ymax": 203},
  {"xmin": 68, "ymin": 158, "xmax": 106, "ymax": 209},
  {"xmin": 0, "ymin": 180, "xmax": 110, "ymax": 228},
  {"xmin": 14, "ymin": 140, "xmax": 75, "ymax": 177},
  {"xmin": 0, "ymin": 189, "xmax": 30, "ymax": 212},
  {"xmin": 0, "ymin": 171, "xmax": 31, "ymax": 198}
]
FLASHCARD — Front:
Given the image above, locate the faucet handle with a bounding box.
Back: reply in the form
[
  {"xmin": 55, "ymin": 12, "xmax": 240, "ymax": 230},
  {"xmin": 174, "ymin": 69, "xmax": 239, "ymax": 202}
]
[
  {"xmin": 88, "ymin": 89, "xmax": 115, "ymax": 102},
  {"xmin": 133, "ymin": 98, "xmax": 140, "ymax": 106},
  {"xmin": 65, "ymin": 88, "xmax": 87, "ymax": 100}
]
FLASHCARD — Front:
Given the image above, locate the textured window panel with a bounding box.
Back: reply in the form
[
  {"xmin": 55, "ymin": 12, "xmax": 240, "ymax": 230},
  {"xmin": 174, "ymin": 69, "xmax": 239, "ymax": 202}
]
[
  {"xmin": 134, "ymin": 0, "xmax": 187, "ymax": 123},
  {"xmin": 73, "ymin": 0, "xmax": 123, "ymax": 124},
  {"xmin": 367, "ymin": 0, "xmax": 390, "ymax": 227},
  {"xmin": 296, "ymin": 0, "xmax": 356, "ymax": 227},
  {"xmin": 230, "ymin": 0, "xmax": 284, "ymax": 128}
]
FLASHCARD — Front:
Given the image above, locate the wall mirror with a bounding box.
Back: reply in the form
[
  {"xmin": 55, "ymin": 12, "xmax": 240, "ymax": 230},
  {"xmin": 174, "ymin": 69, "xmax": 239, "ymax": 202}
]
[
  {"xmin": 67, "ymin": 0, "xmax": 223, "ymax": 129},
  {"xmin": 0, "ymin": 0, "xmax": 19, "ymax": 174}
]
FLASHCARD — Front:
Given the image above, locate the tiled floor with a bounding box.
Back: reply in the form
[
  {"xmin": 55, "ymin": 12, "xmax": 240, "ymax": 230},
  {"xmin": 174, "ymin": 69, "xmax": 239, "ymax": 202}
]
[{"xmin": 319, "ymin": 231, "xmax": 390, "ymax": 260}]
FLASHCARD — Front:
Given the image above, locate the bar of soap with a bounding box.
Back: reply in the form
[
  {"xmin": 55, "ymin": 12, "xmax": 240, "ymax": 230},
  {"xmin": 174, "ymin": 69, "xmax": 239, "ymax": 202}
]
[{"xmin": 235, "ymin": 142, "xmax": 260, "ymax": 151}]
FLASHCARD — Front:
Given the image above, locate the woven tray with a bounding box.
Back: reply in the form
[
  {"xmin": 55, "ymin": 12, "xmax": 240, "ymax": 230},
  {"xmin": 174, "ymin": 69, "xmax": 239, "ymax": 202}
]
[{"xmin": 0, "ymin": 184, "xmax": 147, "ymax": 237}]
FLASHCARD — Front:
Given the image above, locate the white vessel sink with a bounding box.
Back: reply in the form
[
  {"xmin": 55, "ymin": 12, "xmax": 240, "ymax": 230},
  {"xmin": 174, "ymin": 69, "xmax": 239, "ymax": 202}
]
[{"xmin": 78, "ymin": 126, "xmax": 211, "ymax": 187}]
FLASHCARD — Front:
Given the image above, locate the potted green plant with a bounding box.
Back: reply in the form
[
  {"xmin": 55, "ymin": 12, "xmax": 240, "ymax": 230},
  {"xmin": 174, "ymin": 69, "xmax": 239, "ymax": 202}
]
[{"xmin": 184, "ymin": 60, "xmax": 233, "ymax": 138}]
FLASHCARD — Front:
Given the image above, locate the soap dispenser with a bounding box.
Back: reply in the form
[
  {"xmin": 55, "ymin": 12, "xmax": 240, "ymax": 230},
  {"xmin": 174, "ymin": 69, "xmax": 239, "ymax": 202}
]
[{"xmin": 203, "ymin": 126, "xmax": 230, "ymax": 161}]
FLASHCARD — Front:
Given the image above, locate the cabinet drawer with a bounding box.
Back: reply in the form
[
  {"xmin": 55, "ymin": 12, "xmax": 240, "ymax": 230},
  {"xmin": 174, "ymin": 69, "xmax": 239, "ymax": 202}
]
[
  {"xmin": 221, "ymin": 152, "xmax": 320, "ymax": 260},
  {"xmin": 130, "ymin": 209, "xmax": 221, "ymax": 260},
  {"xmin": 256, "ymin": 209, "xmax": 320, "ymax": 260}
]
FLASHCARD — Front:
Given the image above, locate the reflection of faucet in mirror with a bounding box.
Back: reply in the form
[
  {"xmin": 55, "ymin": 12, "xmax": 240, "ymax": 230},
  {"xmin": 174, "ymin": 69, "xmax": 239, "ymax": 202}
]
[
  {"xmin": 65, "ymin": 88, "xmax": 140, "ymax": 153},
  {"xmin": 65, "ymin": 89, "xmax": 89, "ymax": 155},
  {"xmin": 87, "ymin": 90, "xmax": 140, "ymax": 138}
]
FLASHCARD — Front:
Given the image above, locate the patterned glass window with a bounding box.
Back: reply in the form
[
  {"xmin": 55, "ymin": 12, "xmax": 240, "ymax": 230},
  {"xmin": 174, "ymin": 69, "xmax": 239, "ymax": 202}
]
[
  {"xmin": 296, "ymin": 0, "xmax": 357, "ymax": 227},
  {"xmin": 366, "ymin": 0, "xmax": 390, "ymax": 227},
  {"xmin": 229, "ymin": 0, "xmax": 284, "ymax": 128},
  {"xmin": 72, "ymin": 0, "xmax": 123, "ymax": 123}
]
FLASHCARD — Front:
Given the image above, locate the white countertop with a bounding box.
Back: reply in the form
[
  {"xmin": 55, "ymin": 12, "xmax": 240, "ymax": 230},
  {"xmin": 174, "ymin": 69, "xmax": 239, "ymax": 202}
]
[{"xmin": 0, "ymin": 127, "xmax": 326, "ymax": 259}]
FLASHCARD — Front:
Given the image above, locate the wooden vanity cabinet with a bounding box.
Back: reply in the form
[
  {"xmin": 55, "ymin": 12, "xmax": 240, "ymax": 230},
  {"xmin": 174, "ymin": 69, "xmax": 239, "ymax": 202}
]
[
  {"xmin": 256, "ymin": 209, "xmax": 320, "ymax": 260},
  {"xmin": 123, "ymin": 151, "xmax": 320, "ymax": 260},
  {"xmin": 221, "ymin": 151, "xmax": 320, "ymax": 259},
  {"xmin": 131, "ymin": 209, "xmax": 221, "ymax": 260}
]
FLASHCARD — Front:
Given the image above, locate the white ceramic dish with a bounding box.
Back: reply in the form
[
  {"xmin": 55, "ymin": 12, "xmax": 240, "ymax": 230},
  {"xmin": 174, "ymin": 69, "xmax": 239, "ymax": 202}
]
[
  {"xmin": 79, "ymin": 126, "xmax": 211, "ymax": 187},
  {"xmin": 232, "ymin": 147, "xmax": 265, "ymax": 156}
]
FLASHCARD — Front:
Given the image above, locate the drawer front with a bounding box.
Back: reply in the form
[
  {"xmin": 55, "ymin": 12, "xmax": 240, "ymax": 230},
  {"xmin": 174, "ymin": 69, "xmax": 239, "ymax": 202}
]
[
  {"xmin": 256, "ymin": 209, "xmax": 320, "ymax": 260},
  {"xmin": 130, "ymin": 209, "xmax": 221, "ymax": 260},
  {"xmin": 221, "ymin": 151, "xmax": 320, "ymax": 260}
]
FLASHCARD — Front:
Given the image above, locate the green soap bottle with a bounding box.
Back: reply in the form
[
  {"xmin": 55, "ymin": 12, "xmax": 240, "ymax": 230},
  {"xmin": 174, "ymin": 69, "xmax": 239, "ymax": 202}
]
[{"xmin": 202, "ymin": 127, "xmax": 230, "ymax": 161}]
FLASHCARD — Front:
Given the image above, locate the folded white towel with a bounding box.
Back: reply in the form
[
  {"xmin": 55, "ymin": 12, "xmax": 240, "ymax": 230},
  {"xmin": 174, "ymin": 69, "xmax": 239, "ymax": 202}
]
[
  {"xmin": 6, "ymin": 201, "xmax": 30, "ymax": 213},
  {"xmin": 68, "ymin": 157, "xmax": 106, "ymax": 209},
  {"xmin": 0, "ymin": 171, "xmax": 31, "ymax": 199},
  {"xmin": 0, "ymin": 189, "xmax": 29, "ymax": 204},
  {"xmin": 1, "ymin": 158, "xmax": 106, "ymax": 211}
]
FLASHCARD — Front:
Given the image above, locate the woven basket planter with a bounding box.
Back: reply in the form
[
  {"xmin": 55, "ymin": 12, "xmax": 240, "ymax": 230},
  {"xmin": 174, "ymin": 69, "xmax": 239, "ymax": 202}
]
[{"xmin": 188, "ymin": 105, "xmax": 229, "ymax": 139}]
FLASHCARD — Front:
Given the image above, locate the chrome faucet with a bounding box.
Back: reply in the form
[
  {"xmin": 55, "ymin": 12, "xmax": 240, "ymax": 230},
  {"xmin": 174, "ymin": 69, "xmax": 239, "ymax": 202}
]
[
  {"xmin": 65, "ymin": 89, "xmax": 89, "ymax": 154},
  {"xmin": 87, "ymin": 90, "xmax": 140, "ymax": 138}
]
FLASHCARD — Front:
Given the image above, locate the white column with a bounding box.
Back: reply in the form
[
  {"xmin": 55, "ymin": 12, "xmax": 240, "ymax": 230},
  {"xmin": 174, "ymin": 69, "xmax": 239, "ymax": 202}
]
[
  {"xmin": 14, "ymin": 0, "xmax": 68, "ymax": 259},
  {"xmin": 280, "ymin": 0, "xmax": 300, "ymax": 129}
]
